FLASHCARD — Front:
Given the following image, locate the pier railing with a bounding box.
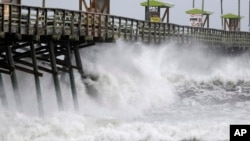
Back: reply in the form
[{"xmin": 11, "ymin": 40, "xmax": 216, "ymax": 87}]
[{"xmin": 0, "ymin": 3, "xmax": 250, "ymax": 48}]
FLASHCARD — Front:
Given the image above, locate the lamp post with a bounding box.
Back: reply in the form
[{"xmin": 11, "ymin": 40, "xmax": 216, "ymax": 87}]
[
  {"xmin": 193, "ymin": 0, "xmax": 195, "ymax": 8},
  {"xmin": 249, "ymin": 0, "xmax": 250, "ymax": 32},
  {"xmin": 221, "ymin": 0, "xmax": 223, "ymax": 29},
  {"xmin": 238, "ymin": 0, "xmax": 240, "ymax": 31},
  {"xmin": 147, "ymin": 0, "xmax": 150, "ymax": 21},
  {"xmin": 42, "ymin": 0, "xmax": 45, "ymax": 7},
  {"xmin": 201, "ymin": 0, "xmax": 204, "ymax": 27},
  {"xmin": 201, "ymin": 0, "xmax": 204, "ymax": 15},
  {"xmin": 79, "ymin": 0, "xmax": 82, "ymax": 10}
]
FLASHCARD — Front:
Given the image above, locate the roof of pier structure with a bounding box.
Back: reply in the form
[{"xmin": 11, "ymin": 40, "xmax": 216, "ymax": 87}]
[
  {"xmin": 140, "ymin": 0, "xmax": 174, "ymax": 8},
  {"xmin": 221, "ymin": 13, "xmax": 243, "ymax": 19},
  {"xmin": 185, "ymin": 8, "xmax": 213, "ymax": 15}
]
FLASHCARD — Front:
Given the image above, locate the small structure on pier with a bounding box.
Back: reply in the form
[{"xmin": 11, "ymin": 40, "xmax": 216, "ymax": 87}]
[
  {"xmin": 1, "ymin": 0, "xmax": 21, "ymax": 4},
  {"xmin": 186, "ymin": 8, "xmax": 213, "ymax": 28},
  {"xmin": 140, "ymin": 0, "xmax": 174, "ymax": 23},
  {"xmin": 80, "ymin": 0, "xmax": 110, "ymax": 14},
  {"xmin": 221, "ymin": 13, "xmax": 243, "ymax": 31},
  {"xmin": 1, "ymin": 0, "xmax": 21, "ymax": 19}
]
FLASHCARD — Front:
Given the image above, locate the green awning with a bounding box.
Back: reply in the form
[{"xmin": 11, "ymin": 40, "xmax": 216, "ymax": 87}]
[
  {"xmin": 185, "ymin": 8, "xmax": 213, "ymax": 15},
  {"xmin": 140, "ymin": 0, "xmax": 174, "ymax": 8},
  {"xmin": 221, "ymin": 13, "xmax": 243, "ymax": 19}
]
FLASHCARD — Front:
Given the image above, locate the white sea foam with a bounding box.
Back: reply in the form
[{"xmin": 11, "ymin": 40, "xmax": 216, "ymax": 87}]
[{"xmin": 1, "ymin": 40, "xmax": 250, "ymax": 141}]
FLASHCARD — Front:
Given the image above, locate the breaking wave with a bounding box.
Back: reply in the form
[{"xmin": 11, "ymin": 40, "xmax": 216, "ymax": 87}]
[{"xmin": 1, "ymin": 40, "xmax": 250, "ymax": 141}]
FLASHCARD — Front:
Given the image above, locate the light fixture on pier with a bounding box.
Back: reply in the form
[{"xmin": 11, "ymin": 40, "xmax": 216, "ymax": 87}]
[
  {"xmin": 201, "ymin": 0, "xmax": 204, "ymax": 26},
  {"xmin": 42, "ymin": 0, "xmax": 45, "ymax": 7},
  {"xmin": 249, "ymin": 0, "xmax": 250, "ymax": 32},
  {"xmin": 238, "ymin": 0, "xmax": 241, "ymax": 31}
]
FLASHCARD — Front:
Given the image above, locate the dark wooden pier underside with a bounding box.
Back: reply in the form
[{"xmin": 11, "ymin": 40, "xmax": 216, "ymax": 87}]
[{"xmin": 1, "ymin": 4, "xmax": 250, "ymax": 116}]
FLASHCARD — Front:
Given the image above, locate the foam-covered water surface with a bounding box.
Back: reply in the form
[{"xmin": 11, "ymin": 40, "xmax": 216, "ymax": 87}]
[{"xmin": 1, "ymin": 40, "xmax": 250, "ymax": 141}]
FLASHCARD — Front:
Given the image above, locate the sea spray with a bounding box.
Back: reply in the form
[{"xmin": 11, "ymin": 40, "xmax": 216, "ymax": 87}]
[
  {"xmin": 0, "ymin": 40, "xmax": 250, "ymax": 140},
  {"xmin": 79, "ymin": 41, "xmax": 177, "ymax": 118}
]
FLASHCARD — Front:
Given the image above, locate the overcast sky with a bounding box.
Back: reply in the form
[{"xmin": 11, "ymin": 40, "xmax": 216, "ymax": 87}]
[{"xmin": 21, "ymin": 0, "xmax": 250, "ymax": 31}]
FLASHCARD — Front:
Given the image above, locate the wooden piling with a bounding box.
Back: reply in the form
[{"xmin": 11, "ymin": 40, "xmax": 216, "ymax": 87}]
[
  {"xmin": 30, "ymin": 39, "xmax": 44, "ymax": 116},
  {"xmin": 48, "ymin": 39, "xmax": 63, "ymax": 111},
  {"xmin": 6, "ymin": 44, "xmax": 23, "ymax": 112},
  {"xmin": 65, "ymin": 40, "xmax": 79, "ymax": 111},
  {"xmin": 74, "ymin": 45, "xmax": 85, "ymax": 79}
]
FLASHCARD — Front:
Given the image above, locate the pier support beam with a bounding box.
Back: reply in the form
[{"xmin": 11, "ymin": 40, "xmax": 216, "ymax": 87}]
[
  {"xmin": 74, "ymin": 45, "xmax": 85, "ymax": 79},
  {"xmin": 65, "ymin": 40, "xmax": 79, "ymax": 111},
  {"xmin": 0, "ymin": 74, "xmax": 8, "ymax": 108},
  {"xmin": 48, "ymin": 40, "xmax": 64, "ymax": 111},
  {"xmin": 6, "ymin": 44, "xmax": 23, "ymax": 112},
  {"xmin": 30, "ymin": 39, "xmax": 44, "ymax": 116}
]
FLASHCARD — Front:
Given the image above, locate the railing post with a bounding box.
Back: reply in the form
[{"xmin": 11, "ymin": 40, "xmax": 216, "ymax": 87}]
[
  {"xmin": 158, "ymin": 23, "xmax": 161, "ymax": 43},
  {"xmin": 71, "ymin": 12, "xmax": 75, "ymax": 36},
  {"xmin": 130, "ymin": 19, "xmax": 133, "ymax": 40},
  {"xmin": 118, "ymin": 17, "xmax": 121, "ymax": 38},
  {"xmin": 35, "ymin": 8, "xmax": 39, "ymax": 36},
  {"xmin": 98, "ymin": 13, "xmax": 102, "ymax": 38},
  {"xmin": 62, "ymin": 10, "xmax": 66, "ymax": 35},
  {"xmin": 1, "ymin": 4, "xmax": 4, "ymax": 32},
  {"xmin": 172, "ymin": 25, "xmax": 175, "ymax": 43},
  {"xmin": 177, "ymin": 26, "xmax": 180, "ymax": 44},
  {"xmin": 135, "ymin": 21, "xmax": 139, "ymax": 41},
  {"xmin": 163, "ymin": 23, "xmax": 166, "ymax": 41},
  {"xmin": 182, "ymin": 26, "xmax": 185, "ymax": 44},
  {"xmin": 78, "ymin": 12, "xmax": 82, "ymax": 36},
  {"xmin": 85, "ymin": 13, "xmax": 89, "ymax": 36},
  {"xmin": 18, "ymin": 5, "xmax": 21, "ymax": 34},
  {"xmin": 153, "ymin": 23, "xmax": 156, "ymax": 43},
  {"xmin": 168, "ymin": 23, "xmax": 173, "ymax": 41},
  {"xmin": 44, "ymin": 8, "xmax": 48, "ymax": 35},
  {"xmin": 53, "ymin": 9, "xmax": 56, "ymax": 35},
  {"xmin": 142, "ymin": 22, "xmax": 145, "ymax": 41},
  {"xmin": 111, "ymin": 16, "xmax": 114, "ymax": 39},
  {"xmin": 27, "ymin": 7, "xmax": 31, "ymax": 35},
  {"xmin": 104, "ymin": 15, "xmax": 108, "ymax": 40},
  {"xmin": 92, "ymin": 13, "xmax": 95, "ymax": 37},
  {"xmin": 148, "ymin": 22, "xmax": 151, "ymax": 43},
  {"xmin": 8, "ymin": 5, "xmax": 12, "ymax": 33},
  {"xmin": 124, "ymin": 18, "xmax": 127, "ymax": 40}
]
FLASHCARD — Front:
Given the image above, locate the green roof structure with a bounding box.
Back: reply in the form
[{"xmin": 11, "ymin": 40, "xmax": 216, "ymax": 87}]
[
  {"xmin": 185, "ymin": 8, "xmax": 213, "ymax": 15},
  {"xmin": 140, "ymin": 0, "xmax": 174, "ymax": 7},
  {"xmin": 221, "ymin": 13, "xmax": 243, "ymax": 19}
]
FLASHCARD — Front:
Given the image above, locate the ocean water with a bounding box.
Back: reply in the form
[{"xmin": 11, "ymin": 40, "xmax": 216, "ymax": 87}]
[{"xmin": 0, "ymin": 40, "xmax": 250, "ymax": 141}]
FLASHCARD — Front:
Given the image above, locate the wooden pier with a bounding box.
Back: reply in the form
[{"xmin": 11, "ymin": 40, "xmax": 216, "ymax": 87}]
[{"xmin": 1, "ymin": 3, "xmax": 250, "ymax": 115}]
